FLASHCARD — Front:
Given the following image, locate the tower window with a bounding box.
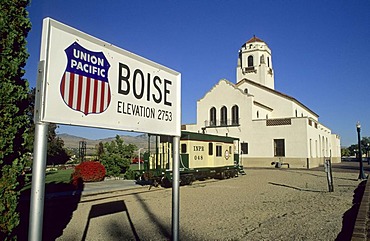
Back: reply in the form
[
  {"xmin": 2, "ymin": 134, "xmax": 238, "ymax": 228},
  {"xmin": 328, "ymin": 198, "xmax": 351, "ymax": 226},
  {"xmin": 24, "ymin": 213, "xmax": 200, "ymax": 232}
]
[
  {"xmin": 220, "ymin": 106, "xmax": 227, "ymax": 126},
  {"xmin": 209, "ymin": 107, "xmax": 216, "ymax": 126},
  {"xmin": 267, "ymin": 56, "xmax": 270, "ymax": 67},
  {"xmin": 232, "ymin": 105, "xmax": 239, "ymax": 125},
  {"xmin": 247, "ymin": 55, "xmax": 254, "ymax": 67}
]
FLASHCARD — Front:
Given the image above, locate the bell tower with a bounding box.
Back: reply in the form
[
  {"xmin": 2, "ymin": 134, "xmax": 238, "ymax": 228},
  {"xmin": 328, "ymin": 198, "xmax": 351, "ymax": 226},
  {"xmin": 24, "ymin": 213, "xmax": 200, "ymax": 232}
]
[{"xmin": 237, "ymin": 36, "xmax": 274, "ymax": 89}]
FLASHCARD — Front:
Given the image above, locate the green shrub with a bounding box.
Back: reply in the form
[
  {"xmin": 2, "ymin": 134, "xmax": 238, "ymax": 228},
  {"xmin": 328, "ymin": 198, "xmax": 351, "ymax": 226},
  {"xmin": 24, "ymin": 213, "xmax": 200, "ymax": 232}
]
[
  {"xmin": 123, "ymin": 169, "xmax": 137, "ymax": 180},
  {"xmin": 99, "ymin": 135, "xmax": 136, "ymax": 177},
  {"xmin": 71, "ymin": 161, "xmax": 106, "ymax": 187}
]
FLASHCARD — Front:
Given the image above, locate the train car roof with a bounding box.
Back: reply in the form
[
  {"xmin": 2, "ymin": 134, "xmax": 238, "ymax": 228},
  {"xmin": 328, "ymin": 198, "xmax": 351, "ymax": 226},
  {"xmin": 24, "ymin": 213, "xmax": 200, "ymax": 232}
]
[{"xmin": 181, "ymin": 131, "xmax": 239, "ymax": 143}]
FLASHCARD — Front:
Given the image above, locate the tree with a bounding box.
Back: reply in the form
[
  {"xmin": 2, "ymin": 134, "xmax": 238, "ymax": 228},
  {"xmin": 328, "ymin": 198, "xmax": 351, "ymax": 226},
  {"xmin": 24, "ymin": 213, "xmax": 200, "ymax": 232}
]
[
  {"xmin": 96, "ymin": 141, "xmax": 104, "ymax": 160},
  {"xmin": 0, "ymin": 0, "xmax": 31, "ymax": 239},
  {"xmin": 47, "ymin": 124, "xmax": 70, "ymax": 165},
  {"xmin": 343, "ymin": 137, "xmax": 370, "ymax": 157},
  {"xmin": 99, "ymin": 135, "xmax": 136, "ymax": 177},
  {"xmin": 26, "ymin": 88, "xmax": 70, "ymax": 165},
  {"xmin": 341, "ymin": 147, "xmax": 350, "ymax": 157}
]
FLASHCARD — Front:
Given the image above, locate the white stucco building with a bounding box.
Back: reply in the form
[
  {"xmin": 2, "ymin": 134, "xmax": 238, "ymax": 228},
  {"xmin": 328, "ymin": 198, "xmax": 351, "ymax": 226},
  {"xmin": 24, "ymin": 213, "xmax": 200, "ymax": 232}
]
[{"xmin": 183, "ymin": 36, "xmax": 341, "ymax": 168}]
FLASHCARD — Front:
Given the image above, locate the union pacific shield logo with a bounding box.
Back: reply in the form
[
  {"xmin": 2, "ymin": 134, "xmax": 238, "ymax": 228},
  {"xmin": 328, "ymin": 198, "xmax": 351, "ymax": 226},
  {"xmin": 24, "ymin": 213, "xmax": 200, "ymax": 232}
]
[{"xmin": 60, "ymin": 42, "xmax": 111, "ymax": 115}]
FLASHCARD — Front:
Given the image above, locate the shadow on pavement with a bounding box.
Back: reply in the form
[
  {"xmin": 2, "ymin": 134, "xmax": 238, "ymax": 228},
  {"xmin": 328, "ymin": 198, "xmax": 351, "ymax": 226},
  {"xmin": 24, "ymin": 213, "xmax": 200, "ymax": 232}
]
[
  {"xmin": 336, "ymin": 180, "xmax": 367, "ymax": 241},
  {"xmin": 15, "ymin": 182, "xmax": 82, "ymax": 241},
  {"xmin": 82, "ymin": 200, "xmax": 139, "ymax": 241},
  {"xmin": 133, "ymin": 193, "xmax": 171, "ymax": 239}
]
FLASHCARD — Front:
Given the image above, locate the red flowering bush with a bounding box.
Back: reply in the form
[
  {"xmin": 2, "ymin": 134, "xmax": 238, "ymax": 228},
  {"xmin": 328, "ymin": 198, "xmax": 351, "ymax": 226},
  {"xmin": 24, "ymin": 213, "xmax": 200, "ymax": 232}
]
[{"xmin": 71, "ymin": 161, "xmax": 106, "ymax": 187}]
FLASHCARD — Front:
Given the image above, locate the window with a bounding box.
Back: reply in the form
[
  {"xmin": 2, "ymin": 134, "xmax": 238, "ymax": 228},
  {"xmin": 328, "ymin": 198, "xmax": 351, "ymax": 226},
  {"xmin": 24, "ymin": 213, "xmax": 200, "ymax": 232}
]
[
  {"xmin": 248, "ymin": 55, "xmax": 254, "ymax": 67},
  {"xmin": 231, "ymin": 105, "xmax": 239, "ymax": 125},
  {"xmin": 256, "ymin": 111, "xmax": 259, "ymax": 118},
  {"xmin": 274, "ymin": 139, "xmax": 285, "ymax": 157},
  {"xmin": 208, "ymin": 142, "xmax": 213, "ymax": 155},
  {"xmin": 216, "ymin": 145, "xmax": 222, "ymax": 157},
  {"xmin": 181, "ymin": 144, "xmax": 187, "ymax": 154},
  {"xmin": 241, "ymin": 142, "xmax": 248, "ymax": 154},
  {"xmin": 209, "ymin": 107, "xmax": 216, "ymax": 126},
  {"xmin": 220, "ymin": 106, "xmax": 227, "ymax": 126},
  {"xmin": 244, "ymin": 88, "xmax": 248, "ymax": 94},
  {"xmin": 267, "ymin": 56, "xmax": 270, "ymax": 67}
]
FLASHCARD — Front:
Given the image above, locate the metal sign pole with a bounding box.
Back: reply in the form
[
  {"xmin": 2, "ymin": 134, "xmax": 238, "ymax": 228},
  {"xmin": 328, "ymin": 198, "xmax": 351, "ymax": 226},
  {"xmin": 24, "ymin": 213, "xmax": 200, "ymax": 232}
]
[
  {"xmin": 28, "ymin": 122, "xmax": 49, "ymax": 240},
  {"xmin": 172, "ymin": 136, "xmax": 180, "ymax": 241},
  {"xmin": 28, "ymin": 60, "xmax": 49, "ymax": 240}
]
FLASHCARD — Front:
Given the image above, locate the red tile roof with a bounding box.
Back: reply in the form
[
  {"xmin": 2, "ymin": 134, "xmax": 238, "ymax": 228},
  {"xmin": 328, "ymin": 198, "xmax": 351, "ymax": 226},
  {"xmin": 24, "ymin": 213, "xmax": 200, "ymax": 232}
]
[{"xmin": 246, "ymin": 35, "xmax": 265, "ymax": 44}]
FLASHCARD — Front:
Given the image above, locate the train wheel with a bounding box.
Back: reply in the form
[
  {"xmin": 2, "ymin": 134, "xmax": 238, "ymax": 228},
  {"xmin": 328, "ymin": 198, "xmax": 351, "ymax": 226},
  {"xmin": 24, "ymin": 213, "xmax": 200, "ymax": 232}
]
[
  {"xmin": 161, "ymin": 177, "xmax": 172, "ymax": 188},
  {"xmin": 234, "ymin": 171, "xmax": 238, "ymax": 177},
  {"xmin": 220, "ymin": 171, "xmax": 225, "ymax": 180}
]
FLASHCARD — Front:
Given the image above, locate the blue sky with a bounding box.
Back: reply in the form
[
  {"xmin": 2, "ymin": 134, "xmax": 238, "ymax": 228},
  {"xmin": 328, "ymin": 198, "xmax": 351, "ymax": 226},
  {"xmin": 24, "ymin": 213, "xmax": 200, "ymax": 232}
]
[{"xmin": 24, "ymin": 1, "xmax": 370, "ymax": 147}]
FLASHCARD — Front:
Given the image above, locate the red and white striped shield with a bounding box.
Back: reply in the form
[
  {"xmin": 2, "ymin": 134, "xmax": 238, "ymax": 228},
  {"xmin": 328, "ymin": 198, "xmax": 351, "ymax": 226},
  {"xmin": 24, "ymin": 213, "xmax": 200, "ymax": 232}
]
[{"xmin": 60, "ymin": 42, "xmax": 111, "ymax": 115}]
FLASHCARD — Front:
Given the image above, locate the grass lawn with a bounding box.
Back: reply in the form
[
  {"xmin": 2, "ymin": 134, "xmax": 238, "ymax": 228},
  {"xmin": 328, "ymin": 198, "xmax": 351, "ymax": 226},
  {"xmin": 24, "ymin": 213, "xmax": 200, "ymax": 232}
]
[
  {"xmin": 22, "ymin": 169, "xmax": 74, "ymax": 191},
  {"xmin": 130, "ymin": 163, "xmax": 144, "ymax": 171}
]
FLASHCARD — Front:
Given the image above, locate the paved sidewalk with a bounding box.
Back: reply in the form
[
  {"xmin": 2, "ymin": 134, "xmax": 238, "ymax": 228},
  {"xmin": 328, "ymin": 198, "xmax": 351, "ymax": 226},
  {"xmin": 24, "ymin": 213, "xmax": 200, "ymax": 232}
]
[{"xmin": 81, "ymin": 179, "xmax": 147, "ymax": 196}]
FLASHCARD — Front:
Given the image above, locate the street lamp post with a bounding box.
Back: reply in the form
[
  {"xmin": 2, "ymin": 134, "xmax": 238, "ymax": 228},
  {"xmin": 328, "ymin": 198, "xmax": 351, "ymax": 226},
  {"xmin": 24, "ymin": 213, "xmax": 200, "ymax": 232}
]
[
  {"xmin": 357, "ymin": 122, "xmax": 367, "ymax": 180},
  {"xmin": 138, "ymin": 148, "xmax": 144, "ymax": 171},
  {"xmin": 367, "ymin": 143, "xmax": 370, "ymax": 165}
]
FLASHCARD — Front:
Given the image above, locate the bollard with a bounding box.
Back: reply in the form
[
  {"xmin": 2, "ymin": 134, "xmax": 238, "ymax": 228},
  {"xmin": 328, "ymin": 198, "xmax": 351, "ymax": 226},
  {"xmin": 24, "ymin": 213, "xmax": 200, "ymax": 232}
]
[{"xmin": 324, "ymin": 159, "xmax": 334, "ymax": 192}]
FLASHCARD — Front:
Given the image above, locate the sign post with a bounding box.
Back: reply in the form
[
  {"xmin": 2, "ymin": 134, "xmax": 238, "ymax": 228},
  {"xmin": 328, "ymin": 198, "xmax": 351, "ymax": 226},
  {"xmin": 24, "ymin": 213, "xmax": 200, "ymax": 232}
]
[
  {"xmin": 29, "ymin": 18, "xmax": 181, "ymax": 240},
  {"xmin": 29, "ymin": 61, "xmax": 49, "ymax": 240},
  {"xmin": 172, "ymin": 136, "xmax": 180, "ymax": 241}
]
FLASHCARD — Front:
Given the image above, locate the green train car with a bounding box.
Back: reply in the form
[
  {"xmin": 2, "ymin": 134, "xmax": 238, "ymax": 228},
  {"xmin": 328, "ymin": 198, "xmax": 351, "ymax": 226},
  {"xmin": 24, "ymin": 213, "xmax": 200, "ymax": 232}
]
[{"xmin": 139, "ymin": 131, "xmax": 245, "ymax": 187}]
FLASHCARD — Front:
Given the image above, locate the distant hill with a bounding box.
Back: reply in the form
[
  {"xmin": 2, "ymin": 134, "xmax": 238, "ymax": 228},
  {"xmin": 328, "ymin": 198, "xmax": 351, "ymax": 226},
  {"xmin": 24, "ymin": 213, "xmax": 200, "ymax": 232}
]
[{"xmin": 58, "ymin": 133, "xmax": 154, "ymax": 151}]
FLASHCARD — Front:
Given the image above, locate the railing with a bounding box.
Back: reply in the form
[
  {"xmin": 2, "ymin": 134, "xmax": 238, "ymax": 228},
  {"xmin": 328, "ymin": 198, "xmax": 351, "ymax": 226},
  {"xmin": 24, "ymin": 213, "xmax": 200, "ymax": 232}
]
[
  {"xmin": 266, "ymin": 118, "xmax": 291, "ymax": 126},
  {"xmin": 204, "ymin": 119, "xmax": 240, "ymax": 127},
  {"xmin": 243, "ymin": 67, "xmax": 256, "ymax": 73}
]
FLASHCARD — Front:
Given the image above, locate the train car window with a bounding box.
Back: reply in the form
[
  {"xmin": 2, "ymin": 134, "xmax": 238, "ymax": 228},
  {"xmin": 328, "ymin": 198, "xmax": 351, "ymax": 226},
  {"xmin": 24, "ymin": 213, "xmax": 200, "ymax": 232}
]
[
  {"xmin": 208, "ymin": 142, "xmax": 213, "ymax": 155},
  {"xmin": 216, "ymin": 145, "xmax": 222, "ymax": 157},
  {"xmin": 181, "ymin": 143, "xmax": 187, "ymax": 154},
  {"xmin": 229, "ymin": 146, "xmax": 232, "ymax": 154}
]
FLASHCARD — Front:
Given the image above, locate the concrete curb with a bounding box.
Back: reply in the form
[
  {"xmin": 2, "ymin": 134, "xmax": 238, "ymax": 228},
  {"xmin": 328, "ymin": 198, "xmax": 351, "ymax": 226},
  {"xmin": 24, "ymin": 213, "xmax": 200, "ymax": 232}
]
[{"xmin": 352, "ymin": 179, "xmax": 370, "ymax": 241}]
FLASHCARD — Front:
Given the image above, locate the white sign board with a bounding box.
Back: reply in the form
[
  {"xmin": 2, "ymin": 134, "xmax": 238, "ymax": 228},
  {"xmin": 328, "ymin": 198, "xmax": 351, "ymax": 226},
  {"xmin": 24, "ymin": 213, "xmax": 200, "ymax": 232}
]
[{"xmin": 39, "ymin": 18, "xmax": 181, "ymax": 136}]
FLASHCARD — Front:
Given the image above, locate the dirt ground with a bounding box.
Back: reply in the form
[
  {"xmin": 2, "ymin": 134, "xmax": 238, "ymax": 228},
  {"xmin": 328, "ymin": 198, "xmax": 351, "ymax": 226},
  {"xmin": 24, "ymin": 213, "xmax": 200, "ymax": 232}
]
[{"xmin": 55, "ymin": 167, "xmax": 362, "ymax": 241}]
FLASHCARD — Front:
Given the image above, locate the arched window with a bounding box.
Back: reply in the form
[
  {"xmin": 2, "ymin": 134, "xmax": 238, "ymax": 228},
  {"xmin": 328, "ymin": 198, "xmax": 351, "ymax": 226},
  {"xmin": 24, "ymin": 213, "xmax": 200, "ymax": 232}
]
[
  {"xmin": 244, "ymin": 88, "xmax": 248, "ymax": 94},
  {"xmin": 260, "ymin": 55, "xmax": 265, "ymax": 64},
  {"xmin": 232, "ymin": 105, "xmax": 239, "ymax": 125},
  {"xmin": 220, "ymin": 106, "xmax": 227, "ymax": 126},
  {"xmin": 209, "ymin": 107, "xmax": 216, "ymax": 126},
  {"xmin": 247, "ymin": 55, "xmax": 254, "ymax": 67}
]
